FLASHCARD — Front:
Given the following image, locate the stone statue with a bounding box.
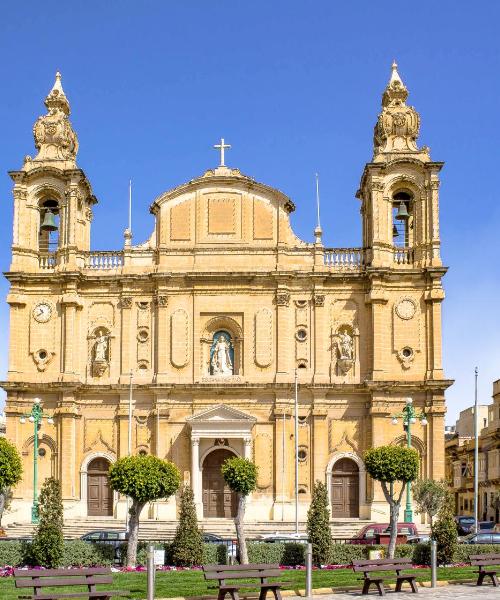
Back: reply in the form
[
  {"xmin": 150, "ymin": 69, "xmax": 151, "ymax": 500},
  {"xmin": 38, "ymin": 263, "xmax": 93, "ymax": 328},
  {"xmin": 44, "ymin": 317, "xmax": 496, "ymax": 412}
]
[
  {"xmin": 94, "ymin": 334, "xmax": 108, "ymax": 362},
  {"xmin": 211, "ymin": 334, "xmax": 233, "ymax": 375},
  {"xmin": 338, "ymin": 331, "xmax": 353, "ymax": 360}
]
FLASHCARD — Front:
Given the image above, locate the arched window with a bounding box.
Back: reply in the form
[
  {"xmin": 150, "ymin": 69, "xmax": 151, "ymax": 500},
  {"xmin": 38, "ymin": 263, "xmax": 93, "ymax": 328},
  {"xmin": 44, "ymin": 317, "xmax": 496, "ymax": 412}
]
[
  {"xmin": 38, "ymin": 199, "xmax": 60, "ymax": 253},
  {"xmin": 392, "ymin": 191, "xmax": 413, "ymax": 248},
  {"xmin": 210, "ymin": 330, "xmax": 234, "ymax": 376}
]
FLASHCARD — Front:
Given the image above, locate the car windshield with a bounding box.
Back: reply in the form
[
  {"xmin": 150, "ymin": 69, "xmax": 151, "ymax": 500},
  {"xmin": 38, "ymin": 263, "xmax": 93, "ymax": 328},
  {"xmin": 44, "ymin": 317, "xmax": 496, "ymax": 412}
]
[{"xmin": 460, "ymin": 518, "xmax": 475, "ymax": 523}]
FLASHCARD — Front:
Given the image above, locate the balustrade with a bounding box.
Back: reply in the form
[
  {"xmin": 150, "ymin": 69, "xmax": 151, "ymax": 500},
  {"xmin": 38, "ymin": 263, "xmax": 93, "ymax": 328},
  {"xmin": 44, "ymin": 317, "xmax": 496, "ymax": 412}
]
[
  {"xmin": 393, "ymin": 247, "xmax": 414, "ymax": 265},
  {"xmin": 83, "ymin": 251, "xmax": 124, "ymax": 269},
  {"xmin": 39, "ymin": 253, "xmax": 56, "ymax": 269},
  {"xmin": 323, "ymin": 248, "xmax": 364, "ymax": 270}
]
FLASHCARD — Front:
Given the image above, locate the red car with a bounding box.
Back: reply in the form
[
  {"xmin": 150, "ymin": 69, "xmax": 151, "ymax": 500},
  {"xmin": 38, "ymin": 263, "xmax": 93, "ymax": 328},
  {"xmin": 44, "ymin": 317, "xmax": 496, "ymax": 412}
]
[{"xmin": 351, "ymin": 523, "xmax": 419, "ymax": 545}]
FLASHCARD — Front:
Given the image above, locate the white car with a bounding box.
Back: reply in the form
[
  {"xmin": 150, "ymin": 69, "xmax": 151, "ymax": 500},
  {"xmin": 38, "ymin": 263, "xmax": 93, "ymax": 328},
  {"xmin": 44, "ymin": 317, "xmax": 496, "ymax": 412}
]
[{"xmin": 259, "ymin": 532, "xmax": 309, "ymax": 544}]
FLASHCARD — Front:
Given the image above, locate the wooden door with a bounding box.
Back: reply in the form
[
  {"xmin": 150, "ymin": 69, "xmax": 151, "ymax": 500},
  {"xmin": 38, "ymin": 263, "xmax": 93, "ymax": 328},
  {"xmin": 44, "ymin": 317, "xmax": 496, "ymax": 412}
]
[
  {"xmin": 87, "ymin": 458, "xmax": 113, "ymax": 516},
  {"xmin": 331, "ymin": 458, "xmax": 359, "ymax": 518},
  {"xmin": 202, "ymin": 449, "xmax": 237, "ymax": 518}
]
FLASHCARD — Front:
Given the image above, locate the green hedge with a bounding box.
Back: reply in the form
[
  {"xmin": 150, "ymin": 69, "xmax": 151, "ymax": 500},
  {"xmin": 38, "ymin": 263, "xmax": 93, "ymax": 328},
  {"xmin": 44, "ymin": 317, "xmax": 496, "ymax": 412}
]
[
  {"xmin": 61, "ymin": 541, "xmax": 114, "ymax": 567},
  {"xmin": 0, "ymin": 541, "xmax": 24, "ymax": 566}
]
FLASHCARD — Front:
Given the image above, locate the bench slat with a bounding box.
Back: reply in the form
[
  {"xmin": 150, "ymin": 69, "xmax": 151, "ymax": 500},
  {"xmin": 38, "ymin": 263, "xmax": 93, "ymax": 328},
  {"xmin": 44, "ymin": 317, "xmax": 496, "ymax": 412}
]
[
  {"xmin": 14, "ymin": 567, "xmax": 111, "ymax": 578},
  {"xmin": 220, "ymin": 582, "xmax": 286, "ymax": 590},
  {"xmin": 352, "ymin": 558, "xmax": 412, "ymax": 567},
  {"xmin": 470, "ymin": 554, "xmax": 500, "ymax": 561},
  {"xmin": 471, "ymin": 559, "xmax": 500, "ymax": 566},
  {"xmin": 203, "ymin": 564, "xmax": 279, "ymax": 572},
  {"xmin": 353, "ymin": 564, "xmax": 414, "ymax": 573},
  {"xmin": 205, "ymin": 569, "xmax": 283, "ymax": 580},
  {"xmin": 16, "ymin": 576, "xmax": 113, "ymax": 588},
  {"xmin": 17, "ymin": 592, "xmax": 130, "ymax": 600}
]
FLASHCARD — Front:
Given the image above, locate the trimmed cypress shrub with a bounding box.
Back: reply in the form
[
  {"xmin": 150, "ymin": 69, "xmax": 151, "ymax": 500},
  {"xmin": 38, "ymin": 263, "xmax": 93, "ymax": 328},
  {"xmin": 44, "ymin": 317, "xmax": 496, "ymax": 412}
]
[
  {"xmin": 30, "ymin": 477, "xmax": 64, "ymax": 567},
  {"xmin": 307, "ymin": 481, "xmax": 333, "ymax": 566},
  {"xmin": 433, "ymin": 492, "xmax": 458, "ymax": 565},
  {"xmin": 170, "ymin": 485, "xmax": 204, "ymax": 566}
]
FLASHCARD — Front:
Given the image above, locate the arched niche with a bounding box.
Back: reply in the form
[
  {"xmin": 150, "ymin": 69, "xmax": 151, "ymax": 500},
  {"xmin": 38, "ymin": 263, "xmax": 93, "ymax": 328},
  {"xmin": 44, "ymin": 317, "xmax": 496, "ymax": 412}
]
[
  {"xmin": 21, "ymin": 434, "xmax": 57, "ymax": 496},
  {"xmin": 200, "ymin": 316, "xmax": 243, "ymax": 376}
]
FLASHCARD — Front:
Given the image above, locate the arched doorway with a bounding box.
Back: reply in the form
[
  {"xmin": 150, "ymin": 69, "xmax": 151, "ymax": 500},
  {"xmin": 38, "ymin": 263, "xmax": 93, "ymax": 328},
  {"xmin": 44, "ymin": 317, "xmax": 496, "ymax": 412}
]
[
  {"xmin": 87, "ymin": 458, "xmax": 113, "ymax": 516},
  {"xmin": 202, "ymin": 449, "xmax": 237, "ymax": 518},
  {"xmin": 331, "ymin": 458, "xmax": 359, "ymax": 518}
]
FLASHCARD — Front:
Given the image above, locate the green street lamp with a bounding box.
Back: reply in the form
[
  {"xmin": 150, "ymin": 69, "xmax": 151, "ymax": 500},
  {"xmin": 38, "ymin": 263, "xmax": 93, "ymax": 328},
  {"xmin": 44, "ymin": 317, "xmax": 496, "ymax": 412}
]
[
  {"xmin": 391, "ymin": 397, "xmax": 428, "ymax": 523},
  {"xmin": 19, "ymin": 398, "xmax": 54, "ymax": 524}
]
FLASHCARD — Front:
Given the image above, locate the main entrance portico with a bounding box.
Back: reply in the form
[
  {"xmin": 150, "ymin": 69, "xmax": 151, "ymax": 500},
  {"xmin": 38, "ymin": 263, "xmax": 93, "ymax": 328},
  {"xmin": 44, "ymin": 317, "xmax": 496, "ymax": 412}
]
[{"xmin": 187, "ymin": 405, "xmax": 256, "ymax": 518}]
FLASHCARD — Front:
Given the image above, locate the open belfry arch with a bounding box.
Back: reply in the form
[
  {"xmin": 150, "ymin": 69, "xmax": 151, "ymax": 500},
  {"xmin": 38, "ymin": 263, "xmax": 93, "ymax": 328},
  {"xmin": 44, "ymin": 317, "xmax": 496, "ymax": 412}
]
[{"xmin": 2, "ymin": 64, "xmax": 452, "ymax": 524}]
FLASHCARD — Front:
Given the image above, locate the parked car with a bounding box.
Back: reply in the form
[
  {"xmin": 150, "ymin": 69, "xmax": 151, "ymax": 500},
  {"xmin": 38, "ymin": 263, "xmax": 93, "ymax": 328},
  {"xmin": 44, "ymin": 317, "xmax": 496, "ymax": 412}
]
[
  {"xmin": 406, "ymin": 534, "xmax": 430, "ymax": 544},
  {"xmin": 461, "ymin": 532, "xmax": 500, "ymax": 544},
  {"xmin": 478, "ymin": 521, "xmax": 496, "ymax": 531},
  {"xmin": 259, "ymin": 533, "xmax": 309, "ymax": 544},
  {"xmin": 80, "ymin": 530, "xmax": 128, "ymax": 562},
  {"xmin": 202, "ymin": 533, "xmax": 238, "ymax": 559},
  {"xmin": 454, "ymin": 516, "xmax": 476, "ymax": 535},
  {"xmin": 351, "ymin": 523, "xmax": 419, "ymax": 545}
]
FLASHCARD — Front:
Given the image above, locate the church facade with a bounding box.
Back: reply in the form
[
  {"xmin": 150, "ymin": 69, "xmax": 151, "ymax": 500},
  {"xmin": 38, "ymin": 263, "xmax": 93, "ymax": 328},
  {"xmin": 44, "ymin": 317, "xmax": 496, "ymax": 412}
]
[{"xmin": 3, "ymin": 65, "xmax": 451, "ymax": 525}]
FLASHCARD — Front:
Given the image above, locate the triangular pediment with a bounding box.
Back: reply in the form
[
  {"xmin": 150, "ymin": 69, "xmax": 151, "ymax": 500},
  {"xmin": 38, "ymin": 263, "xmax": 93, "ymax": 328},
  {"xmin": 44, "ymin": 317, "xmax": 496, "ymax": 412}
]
[{"xmin": 187, "ymin": 404, "xmax": 256, "ymax": 424}]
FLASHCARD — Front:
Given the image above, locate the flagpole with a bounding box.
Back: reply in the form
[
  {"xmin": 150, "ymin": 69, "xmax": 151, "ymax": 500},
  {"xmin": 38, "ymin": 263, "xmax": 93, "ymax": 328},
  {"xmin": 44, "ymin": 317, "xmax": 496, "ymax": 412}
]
[
  {"xmin": 128, "ymin": 180, "xmax": 132, "ymax": 232},
  {"xmin": 474, "ymin": 367, "xmax": 479, "ymax": 532},
  {"xmin": 294, "ymin": 369, "xmax": 299, "ymax": 535}
]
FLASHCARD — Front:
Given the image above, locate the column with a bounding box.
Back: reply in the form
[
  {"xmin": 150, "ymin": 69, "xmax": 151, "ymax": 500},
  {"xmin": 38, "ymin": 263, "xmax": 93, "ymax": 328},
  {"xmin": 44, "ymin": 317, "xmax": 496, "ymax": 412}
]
[
  {"xmin": 275, "ymin": 290, "xmax": 292, "ymax": 383},
  {"xmin": 425, "ymin": 286, "xmax": 445, "ymax": 380},
  {"xmin": 191, "ymin": 437, "xmax": 202, "ymax": 517},
  {"xmin": 311, "ymin": 404, "xmax": 328, "ymax": 484},
  {"xmin": 244, "ymin": 437, "xmax": 253, "ymax": 460},
  {"xmin": 120, "ymin": 296, "xmax": 133, "ymax": 383},
  {"xmin": 155, "ymin": 295, "xmax": 169, "ymax": 383},
  {"xmin": 313, "ymin": 293, "xmax": 328, "ymax": 383},
  {"xmin": 365, "ymin": 281, "xmax": 389, "ymax": 381},
  {"xmin": 56, "ymin": 392, "xmax": 78, "ymax": 501},
  {"xmin": 61, "ymin": 292, "xmax": 81, "ymax": 381}
]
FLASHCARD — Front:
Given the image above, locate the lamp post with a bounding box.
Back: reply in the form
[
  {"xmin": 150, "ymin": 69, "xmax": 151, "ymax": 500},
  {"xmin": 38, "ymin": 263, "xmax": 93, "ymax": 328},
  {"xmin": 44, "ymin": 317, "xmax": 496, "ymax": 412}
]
[
  {"xmin": 391, "ymin": 397, "xmax": 428, "ymax": 523},
  {"xmin": 19, "ymin": 398, "xmax": 54, "ymax": 524}
]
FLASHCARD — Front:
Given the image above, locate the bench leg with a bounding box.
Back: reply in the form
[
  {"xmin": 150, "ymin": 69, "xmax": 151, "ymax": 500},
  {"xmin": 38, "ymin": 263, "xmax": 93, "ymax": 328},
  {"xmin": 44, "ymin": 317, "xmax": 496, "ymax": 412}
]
[
  {"xmin": 361, "ymin": 579, "xmax": 370, "ymax": 595},
  {"xmin": 219, "ymin": 590, "xmax": 240, "ymax": 600},
  {"xmin": 272, "ymin": 588, "xmax": 282, "ymax": 600},
  {"xmin": 485, "ymin": 573, "xmax": 499, "ymax": 587},
  {"xmin": 410, "ymin": 578, "xmax": 418, "ymax": 593},
  {"xmin": 477, "ymin": 572, "xmax": 485, "ymax": 586},
  {"xmin": 374, "ymin": 581, "xmax": 385, "ymax": 596}
]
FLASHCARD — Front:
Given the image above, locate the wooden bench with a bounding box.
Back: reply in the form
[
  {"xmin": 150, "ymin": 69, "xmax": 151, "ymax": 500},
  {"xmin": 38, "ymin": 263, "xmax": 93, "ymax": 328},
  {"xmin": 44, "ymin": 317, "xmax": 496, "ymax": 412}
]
[
  {"xmin": 470, "ymin": 553, "xmax": 500, "ymax": 587},
  {"xmin": 203, "ymin": 563, "xmax": 285, "ymax": 600},
  {"xmin": 14, "ymin": 567, "xmax": 130, "ymax": 600},
  {"xmin": 352, "ymin": 558, "xmax": 418, "ymax": 596}
]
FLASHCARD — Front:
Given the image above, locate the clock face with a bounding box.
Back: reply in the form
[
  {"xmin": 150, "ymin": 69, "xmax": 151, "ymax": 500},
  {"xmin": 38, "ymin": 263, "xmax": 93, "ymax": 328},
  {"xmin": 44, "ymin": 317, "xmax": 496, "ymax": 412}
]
[
  {"xmin": 396, "ymin": 299, "xmax": 416, "ymax": 320},
  {"xmin": 33, "ymin": 302, "xmax": 52, "ymax": 323}
]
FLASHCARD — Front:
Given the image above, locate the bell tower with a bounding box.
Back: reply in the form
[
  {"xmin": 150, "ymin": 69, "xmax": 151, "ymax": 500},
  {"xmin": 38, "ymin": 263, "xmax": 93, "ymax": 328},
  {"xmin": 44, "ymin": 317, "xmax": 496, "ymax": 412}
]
[
  {"xmin": 9, "ymin": 72, "xmax": 97, "ymax": 271},
  {"xmin": 358, "ymin": 62, "xmax": 443, "ymax": 269}
]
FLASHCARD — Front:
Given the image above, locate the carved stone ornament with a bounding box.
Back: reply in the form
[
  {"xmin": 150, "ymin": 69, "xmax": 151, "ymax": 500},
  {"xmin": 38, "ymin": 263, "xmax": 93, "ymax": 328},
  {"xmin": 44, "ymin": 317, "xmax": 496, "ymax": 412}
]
[
  {"xmin": 314, "ymin": 294, "xmax": 325, "ymax": 307},
  {"xmin": 92, "ymin": 360, "xmax": 108, "ymax": 377},
  {"xmin": 120, "ymin": 297, "xmax": 132, "ymax": 309},
  {"xmin": 395, "ymin": 298, "xmax": 417, "ymax": 320},
  {"xmin": 275, "ymin": 291, "xmax": 290, "ymax": 306},
  {"xmin": 337, "ymin": 357, "xmax": 354, "ymax": 375},
  {"xmin": 373, "ymin": 62, "xmax": 421, "ymax": 155},
  {"xmin": 397, "ymin": 346, "xmax": 414, "ymax": 369},
  {"xmin": 33, "ymin": 73, "xmax": 79, "ymax": 162},
  {"xmin": 156, "ymin": 295, "xmax": 168, "ymax": 307},
  {"xmin": 32, "ymin": 349, "xmax": 55, "ymax": 372}
]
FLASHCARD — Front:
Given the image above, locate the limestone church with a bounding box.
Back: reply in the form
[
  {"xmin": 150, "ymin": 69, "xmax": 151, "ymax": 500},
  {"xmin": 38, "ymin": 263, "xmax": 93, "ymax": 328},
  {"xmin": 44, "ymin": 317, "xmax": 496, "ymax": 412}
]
[{"xmin": 3, "ymin": 64, "xmax": 452, "ymax": 526}]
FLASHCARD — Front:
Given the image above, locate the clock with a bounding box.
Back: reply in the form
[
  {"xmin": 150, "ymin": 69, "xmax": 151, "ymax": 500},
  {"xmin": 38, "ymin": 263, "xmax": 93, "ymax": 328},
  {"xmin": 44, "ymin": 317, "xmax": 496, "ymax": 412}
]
[
  {"xmin": 395, "ymin": 298, "xmax": 416, "ymax": 320},
  {"xmin": 33, "ymin": 302, "xmax": 52, "ymax": 323}
]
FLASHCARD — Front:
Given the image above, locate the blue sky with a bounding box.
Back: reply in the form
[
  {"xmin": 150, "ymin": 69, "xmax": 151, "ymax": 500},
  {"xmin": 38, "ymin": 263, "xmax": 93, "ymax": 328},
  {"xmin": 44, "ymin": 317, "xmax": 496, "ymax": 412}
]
[{"xmin": 1, "ymin": 1, "xmax": 499, "ymax": 424}]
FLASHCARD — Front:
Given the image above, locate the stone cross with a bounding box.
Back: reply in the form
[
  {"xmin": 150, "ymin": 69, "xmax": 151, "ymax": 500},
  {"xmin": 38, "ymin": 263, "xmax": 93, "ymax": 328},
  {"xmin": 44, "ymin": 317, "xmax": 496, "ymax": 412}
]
[{"xmin": 213, "ymin": 138, "xmax": 231, "ymax": 167}]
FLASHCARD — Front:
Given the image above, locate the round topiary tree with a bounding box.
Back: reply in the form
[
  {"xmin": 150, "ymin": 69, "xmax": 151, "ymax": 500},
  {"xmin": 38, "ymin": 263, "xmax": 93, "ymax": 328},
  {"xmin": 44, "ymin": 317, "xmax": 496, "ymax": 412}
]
[
  {"xmin": 170, "ymin": 485, "xmax": 203, "ymax": 567},
  {"xmin": 307, "ymin": 480, "xmax": 333, "ymax": 566},
  {"xmin": 221, "ymin": 457, "xmax": 257, "ymax": 564},
  {"xmin": 364, "ymin": 446, "xmax": 419, "ymax": 558},
  {"xmin": 30, "ymin": 477, "xmax": 64, "ymax": 567},
  {"xmin": 0, "ymin": 438, "xmax": 23, "ymax": 531},
  {"xmin": 109, "ymin": 455, "xmax": 180, "ymax": 566},
  {"xmin": 412, "ymin": 479, "xmax": 448, "ymax": 534}
]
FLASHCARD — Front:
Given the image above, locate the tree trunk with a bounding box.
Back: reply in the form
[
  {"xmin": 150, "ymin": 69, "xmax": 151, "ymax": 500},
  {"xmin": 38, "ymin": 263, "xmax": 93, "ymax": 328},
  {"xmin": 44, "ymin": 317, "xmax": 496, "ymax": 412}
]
[
  {"xmin": 381, "ymin": 481, "xmax": 405, "ymax": 559},
  {"xmin": 126, "ymin": 500, "xmax": 145, "ymax": 567},
  {"xmin": 235, "ymin": 494, "xmax": 248, "ymax": 564},
  {"xmin": 0, "ymin": 490, "xmax": 6, "ymax": 528}
]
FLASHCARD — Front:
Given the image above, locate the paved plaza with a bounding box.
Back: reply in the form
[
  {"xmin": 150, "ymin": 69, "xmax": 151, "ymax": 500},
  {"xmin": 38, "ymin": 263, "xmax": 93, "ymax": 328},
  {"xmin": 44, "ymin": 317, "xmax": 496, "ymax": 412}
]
[{"xmin": 289, "ymin": 584, "xmax": 499, "ymax": 599}]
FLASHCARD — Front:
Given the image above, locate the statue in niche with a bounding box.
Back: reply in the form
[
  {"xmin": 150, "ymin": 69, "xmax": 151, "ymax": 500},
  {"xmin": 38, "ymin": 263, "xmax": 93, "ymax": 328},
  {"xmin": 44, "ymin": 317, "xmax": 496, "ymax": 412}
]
[
  {"xmin": 92, "ymin": 329, "xmax": 109, "ymax": 376},
  {"xmin": 336, "ymin": 328, "xmax": 354, "ymax": 375},
  {"xmin": 338, "ymin": 330, "xmax": 354, "ymax": 360},
  {"xmin": 210, "ymin": 331, "xmax": 234, "ymax": 376}
]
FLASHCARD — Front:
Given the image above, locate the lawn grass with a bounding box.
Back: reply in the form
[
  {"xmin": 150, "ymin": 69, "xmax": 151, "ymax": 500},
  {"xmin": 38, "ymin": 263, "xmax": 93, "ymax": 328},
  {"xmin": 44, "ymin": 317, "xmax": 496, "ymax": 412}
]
[{"xmin": 0, "ymin": 566, "xmax": 477, "ymax": 600}]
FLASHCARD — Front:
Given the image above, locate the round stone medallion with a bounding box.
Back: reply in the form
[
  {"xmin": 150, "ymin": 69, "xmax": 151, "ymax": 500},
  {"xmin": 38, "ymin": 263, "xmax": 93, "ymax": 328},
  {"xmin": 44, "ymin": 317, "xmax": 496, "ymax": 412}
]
[{"xmin": 396, "ymin": 298, "xmax": 416, "ymax": 320}]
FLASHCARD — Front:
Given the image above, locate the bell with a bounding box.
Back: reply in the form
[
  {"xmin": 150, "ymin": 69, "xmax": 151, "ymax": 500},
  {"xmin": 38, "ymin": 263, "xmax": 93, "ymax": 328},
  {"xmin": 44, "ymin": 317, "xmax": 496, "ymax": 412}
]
[
  {"xmin": 392, "ymin": 225, "xmax": 399, "ymax": 237},
  {"xmin": 40, "ymin": 210, "xmax": 58, "ymax": 232},
  {"xmin": 395, "ymin": 201, "xmax": 409, "ymax": 221}
]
